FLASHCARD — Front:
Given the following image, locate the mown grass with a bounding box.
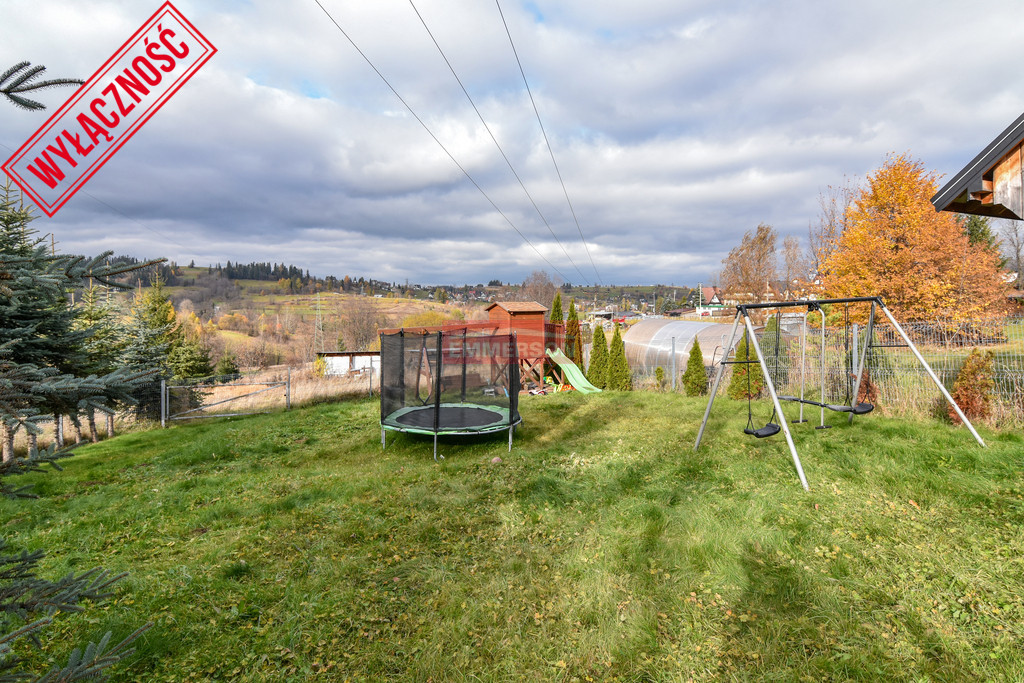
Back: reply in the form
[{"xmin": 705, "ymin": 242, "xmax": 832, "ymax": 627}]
[{"xmin": 2, "ymin": 392, "xmax": 1023, "ymax": 681}]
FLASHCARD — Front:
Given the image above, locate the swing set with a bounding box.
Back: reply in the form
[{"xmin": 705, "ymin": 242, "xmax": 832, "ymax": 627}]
[{"xmin": 694, "ymin": 296, "xmax": 986, "ymax": 491}]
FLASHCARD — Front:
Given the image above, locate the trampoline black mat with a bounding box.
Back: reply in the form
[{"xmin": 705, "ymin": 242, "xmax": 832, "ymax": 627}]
[{"xmin": 394, "ymin": 405, "xmax": 504, "ymax": 430}]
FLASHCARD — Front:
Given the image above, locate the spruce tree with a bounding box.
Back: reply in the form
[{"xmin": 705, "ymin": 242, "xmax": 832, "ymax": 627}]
[
  {"xmin": 130, "ymin": 272, "xmax": 178, "ymax": 364},
  {"xmin": 0, "ymin": 61, "xmax": 83, "ymax": 111},
  {"xmin": 74, "ymin": 285, "xmax": 126, "ymax": 442},
  {"xmin": 587, "ymin": 326, "xmax": 609, "ymax": 389},
  {"xmin": 727, "ymin": 332, "xmax": 765, "ymax": 399},
  {"xmin": 215, "ymin": 350, "xmax": 241, "ymax": 380},
  {"xmin": 549, "ymin": 291, "xmax": 563, "ymax": 324},
  {"xmin": 168, "ymin": 338, "xmax": 213, "ymax": 380},
  {"xmin": 121, "ymin": 273, "xmax": 185, "ymax": 420},
  {"xmin": 0, "ymin": 193, "xmax": 156, "ymax": 678},
  {"xmin": 565, "ymin": 299, "xmax": 582, "ymax": 366},
  {"xmin": 683, "ymin": 338, "xmax": 708, "ymax": 396},
  {"xmin": 0, "ymin": 185, "xmax": 122, "ymax": 453},
  {"xmin": 606, "ymin": 323, "xmax": 632, "ymax": 391}
]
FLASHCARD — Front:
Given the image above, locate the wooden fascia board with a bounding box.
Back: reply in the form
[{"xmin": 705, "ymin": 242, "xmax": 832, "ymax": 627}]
[{"xmin": 932, "ymin": 109, "xmax": 1024, "ymax": 218}]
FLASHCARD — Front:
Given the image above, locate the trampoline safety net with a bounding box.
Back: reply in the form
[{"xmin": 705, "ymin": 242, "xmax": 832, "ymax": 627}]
[{"xmin": 380, "ymin": 328, "xmax": 521, "ymax": 436}]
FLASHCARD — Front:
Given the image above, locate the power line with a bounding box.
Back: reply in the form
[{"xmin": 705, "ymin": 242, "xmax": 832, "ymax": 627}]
[
  {"xmin": 312, "ymin": 0, "xmax": 571, "ymax": 284},
  {"xmin": 407, "ymin": 0, "xmax": 590, "ymax": 286},
  {"xmin": 0, "ymin": 140, "xmax": 193, "ymax": 252},
  {"xmin": 495, "ymin": 0, "xmax": 603, "ymax": 285}
]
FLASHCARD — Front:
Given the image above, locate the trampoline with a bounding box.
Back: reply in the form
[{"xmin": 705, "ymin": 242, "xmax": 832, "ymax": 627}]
[{"xmin": 380, "ymin": 328, "xmax": 521, "ymax": 460}]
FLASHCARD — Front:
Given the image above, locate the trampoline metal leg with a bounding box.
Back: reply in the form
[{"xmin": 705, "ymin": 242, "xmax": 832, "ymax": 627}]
[
  {"xmin": 508, "ymin": 425, "xmax": 513, "ymax": 452},
  {"xmin": 381, "ymin": 428, "xmax": 386, "ymax": 450}
]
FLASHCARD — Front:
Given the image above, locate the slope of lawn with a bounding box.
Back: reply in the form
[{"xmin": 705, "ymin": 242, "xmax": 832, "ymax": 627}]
[{"xmin": 3, "ymin": 392, "xmax": 1023, "ymax": 681}]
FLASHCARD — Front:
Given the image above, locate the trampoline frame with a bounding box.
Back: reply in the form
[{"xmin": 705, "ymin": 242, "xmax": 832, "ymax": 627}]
[{"xmin": 380, "ymin": 329, "xmax": 520, "ymax": 460}]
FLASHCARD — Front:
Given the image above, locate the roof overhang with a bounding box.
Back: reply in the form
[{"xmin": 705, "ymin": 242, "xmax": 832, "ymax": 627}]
[
  {"xmin": 485, "ymin": 301, "xmax": 548, "ymax": 314},
  {"xmin": 931, "ymin": 109, "xmax": 1024, "ymax": 219}
]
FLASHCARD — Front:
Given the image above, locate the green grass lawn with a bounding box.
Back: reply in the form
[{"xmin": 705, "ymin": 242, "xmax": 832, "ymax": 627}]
[{"xmin": 3, "ymin": 392, "xmax": 1023, "ymax": 681}]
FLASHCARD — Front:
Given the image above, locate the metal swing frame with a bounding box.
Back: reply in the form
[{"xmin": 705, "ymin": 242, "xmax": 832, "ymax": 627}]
[{"xmin": 693, "ymin": 296, "xmax": 986, "ymax": 491}]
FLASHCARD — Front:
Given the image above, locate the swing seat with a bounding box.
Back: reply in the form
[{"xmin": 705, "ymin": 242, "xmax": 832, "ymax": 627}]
[
  {"xmin": 852, "ymin": 402, "xmax": 874, "ymax": 415},
  {"xmin": 824, "ymin": 402, "xmax": 874, "ymax": 414},
  {"xmin": 744, "ymin": 423, "xmax": 781, "ymax": 439}
]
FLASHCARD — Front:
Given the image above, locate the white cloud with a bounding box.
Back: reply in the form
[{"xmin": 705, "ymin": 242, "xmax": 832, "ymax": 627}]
[{"xmin": 2, "ymin": 0, "xmax": 1024, "ymax": 285}]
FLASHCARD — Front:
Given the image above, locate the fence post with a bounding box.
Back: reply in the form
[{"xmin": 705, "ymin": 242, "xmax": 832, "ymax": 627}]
[
  {"xmin": 160, "ymin": 379, "xmax": 166, "ymax": 428},
  {"xmin": 286, "ymin": 367, "xmax": 291, "ymax": 410}
]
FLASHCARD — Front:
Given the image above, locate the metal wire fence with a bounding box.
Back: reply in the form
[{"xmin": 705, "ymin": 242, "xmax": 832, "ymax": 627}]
[
  {"xmin": 634, "ymin": 314, "xmax": 1024, "ymax": 425},
  {"xmin": 9, "ymin": 364, "xmax": 376, "ymax": 456}
]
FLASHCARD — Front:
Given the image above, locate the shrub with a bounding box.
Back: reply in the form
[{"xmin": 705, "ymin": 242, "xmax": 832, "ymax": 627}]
[
  {"xmin": 565, "ymin": 300, "xmax": 582, "ymax": 367},
  {"xmin": 948, "ymin": 348, "xmax": 995, "ymax": 424},
  {"xmin": 855, "ymin": 368, "xmax": 878, "ymax": 406},
  {"xmin": 215, "ymin": 350, "xmax": 241, "ymax": 380},
  {"xmin": 587, "ymin": 326, "xmax": 608, "ymax": 390},
  {"xmin": 655, "ymin": 366, "xmax": 665, "ymax": 390},
  {"xmin": 606, "ymin": 324, "xmax": 632, "ymax": 391},
  {"xmin": 550, "ymin": 291, "xmax": 563, "ymax": 324},
  {"xmin": 683, "ymin": 339, "xmax": 708, "ymax": 396},
  {"xmin": 727, "ymin": 332, "xmax": 764, "ymax": 400}
]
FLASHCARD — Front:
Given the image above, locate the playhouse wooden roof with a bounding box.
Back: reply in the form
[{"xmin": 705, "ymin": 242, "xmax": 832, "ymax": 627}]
[{"xmin": 486, "ymin": 301, "xmax": 548, "ymax": 314}]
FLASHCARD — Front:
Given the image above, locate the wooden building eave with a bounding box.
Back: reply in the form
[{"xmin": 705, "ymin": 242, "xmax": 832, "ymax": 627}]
[{"xmin": 931, "ymin": 109, "xmax": 1024, "ymax": 220}]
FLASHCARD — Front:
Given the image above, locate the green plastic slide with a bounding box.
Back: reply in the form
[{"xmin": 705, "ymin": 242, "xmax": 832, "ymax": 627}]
[{"xmin": 546, "ymin": 348, "xmax": 602, "ymax": 394}]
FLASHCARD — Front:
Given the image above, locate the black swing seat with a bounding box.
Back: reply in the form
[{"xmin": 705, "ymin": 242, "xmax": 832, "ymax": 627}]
[
  {"xmin": 744, "ymin": 423, "xmax": 781, "ymax": 439},
  {"xmin": 823, "ymin": 402, "xmax": 874, "ymax": 414},
  {"xmin": 778, "ymin": 396, "xmax": 874, "ymax": 415}
]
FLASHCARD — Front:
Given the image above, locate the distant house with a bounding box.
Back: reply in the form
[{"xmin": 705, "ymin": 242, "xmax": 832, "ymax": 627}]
[
  {"xmin": 700, "ymin": 286, "xmax": 724, "ymax": 306},
  {"xmin": 613, "ymin": 311, "xmax": 641, "ymax": 324},
  {"xmin": 695, "ymin": 286, "xmax": 729, "ymax": 314},
  {"xmin": 316, "ymin": 351, "xmax": 380, "ymax": 376}
]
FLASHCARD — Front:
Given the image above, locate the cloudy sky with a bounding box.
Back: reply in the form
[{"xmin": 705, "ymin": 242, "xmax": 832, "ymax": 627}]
[{"xmin": 3, "ymin": 0, "xmax": 1024, "ymax": 287}]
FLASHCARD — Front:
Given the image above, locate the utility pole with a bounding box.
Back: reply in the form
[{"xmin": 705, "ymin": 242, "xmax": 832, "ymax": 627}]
[{"xmin": 313, "ymin": 293, "xmax": 325, "ymax": 358}]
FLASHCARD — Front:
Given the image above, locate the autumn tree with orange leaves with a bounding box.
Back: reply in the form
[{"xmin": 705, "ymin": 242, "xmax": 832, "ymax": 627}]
[{"xmin": 820, "ymin": 154, "xmax": 1008, "ymax": 322}]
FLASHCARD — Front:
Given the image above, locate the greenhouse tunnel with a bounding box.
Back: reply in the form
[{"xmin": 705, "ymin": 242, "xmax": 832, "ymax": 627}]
[{"xmin": 622, "ymin": 319, "xmax": 738, "ymax": 376}]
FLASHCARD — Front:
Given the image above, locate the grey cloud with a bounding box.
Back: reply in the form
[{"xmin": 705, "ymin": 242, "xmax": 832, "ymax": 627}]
[{"xmin": 2, "ymin": 0, "xmax": 1024, "ymax": 286}]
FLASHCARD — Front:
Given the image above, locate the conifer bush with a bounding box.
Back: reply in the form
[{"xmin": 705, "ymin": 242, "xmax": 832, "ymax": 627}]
[
  {"xmin": 606, "ymin": 324, "xmax": 632, "ymax": 391},
  {"xmin": 655, "ymin": 366, "xmax": 665, "ymax": 390},
  {"xmin": 587, "ymin": 326, "xmax": 608, "ymax": 390},
  {"xmin": 683, "ymin": 339, "xmax": 708, "ymax": 396},
  {"xmin": 565, "ymin": 299, "xmax": 582, "ymax": 366},
  {"xmin": 949, "ymin": 348, "xmax": 995, "ymax": 424},
  {"xmin": 549, "ymin": 292, "xmax": 563, "ymax": 325},
  {"xmin": 216, "ymin": 351, "xmax": 241, "ymax": 380},
  {"xmin": 727, "ymin": 332, "xmax": 764, "ymax": 400}
]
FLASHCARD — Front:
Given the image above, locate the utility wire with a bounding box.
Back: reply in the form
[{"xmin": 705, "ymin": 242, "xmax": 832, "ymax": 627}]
[
  {"xmin": 495, "ymin": 0, "xmax": 603, "ymax": 285},
  {"xmin": 407, "ymin": 0, "xmax": 590, "ymax": 286},
  {"xmin": 0, "ymin": 140, "xmax": 193, "ymax": 252},
  {"xmin": 312, "ymin": 0, "xmax": 570, "ymax": 284}
]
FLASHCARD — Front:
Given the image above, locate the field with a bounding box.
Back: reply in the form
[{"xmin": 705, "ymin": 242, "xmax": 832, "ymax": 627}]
[{"xmin": 3, "ymin": 392, "xmax": 1023, "ymax": 681}]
